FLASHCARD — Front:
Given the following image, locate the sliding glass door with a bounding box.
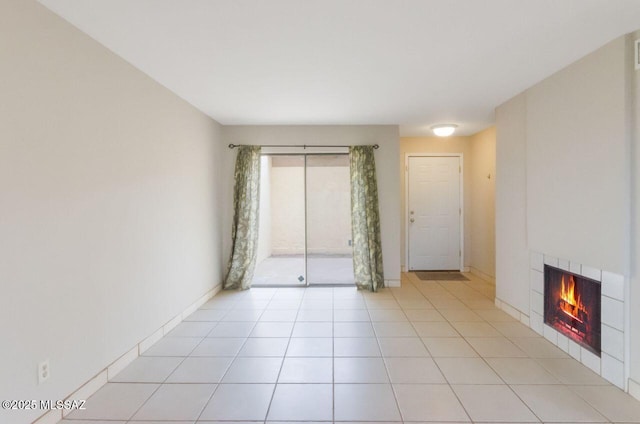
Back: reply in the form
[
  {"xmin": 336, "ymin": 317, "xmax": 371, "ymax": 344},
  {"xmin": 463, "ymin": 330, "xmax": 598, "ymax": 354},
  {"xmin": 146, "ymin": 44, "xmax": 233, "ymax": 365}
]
[
  {"xmin": 252, "ymin": 154, "xmax": 354, "ymax": 286},
  {"xmin": 306, "ymin": 155, "xmax": 354, "ymax": 285},
  {"xmin": 252, "ymin": 155, "xmax": 306, "ymax": 286}
]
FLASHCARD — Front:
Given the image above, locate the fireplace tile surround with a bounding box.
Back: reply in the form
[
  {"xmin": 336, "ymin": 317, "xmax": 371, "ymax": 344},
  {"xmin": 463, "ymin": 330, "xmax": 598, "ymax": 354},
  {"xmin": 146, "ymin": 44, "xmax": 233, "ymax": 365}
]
[
  {"xmin": 497, "ymin": 252, "xmax": 628, "ymax": 390},
  {"xmin": 543, "ymin": 265, "xmax": 601, "ymax": 356}
]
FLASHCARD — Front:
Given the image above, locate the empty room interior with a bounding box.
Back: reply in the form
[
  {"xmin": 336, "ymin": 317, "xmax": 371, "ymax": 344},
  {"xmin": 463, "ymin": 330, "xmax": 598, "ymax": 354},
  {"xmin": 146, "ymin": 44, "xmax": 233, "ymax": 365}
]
[{"xmin": 3, "ymin": 1, "xmax": 640, "ymax": 423}]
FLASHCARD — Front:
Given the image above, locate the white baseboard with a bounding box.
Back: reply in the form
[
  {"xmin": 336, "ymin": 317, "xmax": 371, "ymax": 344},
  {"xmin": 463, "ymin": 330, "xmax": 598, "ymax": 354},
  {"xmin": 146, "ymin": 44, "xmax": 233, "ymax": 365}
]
[
  {"xmin": 33, "ymin": 283, "xmax": 222, "ymax": 424},
  {"xmin": 107, "ymin": 346, "xmax": 138, "ymax": 380},
  {"xmin": 629, "ymin": 378, "xmax": 640, "ymax": 401},
  {"xmin": 495, "ymin": 297, "xmax": 529, "ymax": 322},
  {"xmin": 61, "ymin": 369, "xmax": 108, "ymax": 418},
  {"xmin": 139, "ymin": 328, "xmax": 164, "ymax": 355},
  {"xmin": 31, "ymin": 410, "xmax": 61, "ymax": 424},
  {"xmin": 385, "ymin": 279, "xmax": 401, "ymax": 288},
  {"xmin": 469, "ymin": 266, "xmax": 495, "ymax": 284}
]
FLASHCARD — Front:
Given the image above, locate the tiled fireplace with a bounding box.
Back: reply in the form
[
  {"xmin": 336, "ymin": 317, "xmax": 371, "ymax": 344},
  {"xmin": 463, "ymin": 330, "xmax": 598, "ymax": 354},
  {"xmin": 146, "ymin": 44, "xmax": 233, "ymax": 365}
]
[
  {"xmin": 529, "ymin": 253, "xmax": 627, "ymax": 389},
  {"xmin": 496, "ymin": 252, "xmax": 629, "ymax": 390},
  {"xmin": 543, "ymin": 265, "xmax": 601, "ymax": 356}
]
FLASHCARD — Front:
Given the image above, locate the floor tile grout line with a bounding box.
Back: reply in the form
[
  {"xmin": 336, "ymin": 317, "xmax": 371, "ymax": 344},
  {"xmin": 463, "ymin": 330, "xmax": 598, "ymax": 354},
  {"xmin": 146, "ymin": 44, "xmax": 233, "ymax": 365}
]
[
  {"xmin": 390, "ymin": 278, "xmax": 435, "ymax": 356},
  {"xmin": 508, "ymin": 382, "xmax": 613, "ymax": 423},
  {"xmin": 416, "ymin": 274, "xmax": 528, "ymax": 390},
  {"xmin": 262, "ymin": 286, "xmax": 304, "ymax": 422},
  {"xmin": 414, "ymin": 277, "xmax": 493, "ymax": 423},
  {"xmin": 192, "ymin": 288, "xmax": 275, "ymax": 423},
  {"xmin": 364, "ymin": 292, "xmax": 404, "ymax": 421},
  {"xmin": 410, "ymin": 273, "xmax": 548, "ymax": 423},
  {"xmin": 120, "ymin": 372, "xmax": 172, "ymax": 421},
  {"xmin": 192, "ymin": 306, "xmax": 247, "ymax": 422},
  {"xmin": 397, "ymin": 278, "xmax": 474, "ymax": 423},
  {"xmin": 332, "ymin": 288, "xmax": 336, "ymax": 423},
  {"xmin": 123, "ymin": 314, "xmax": 215, "ymax": 421},
  {"xmin": 81, "ymin": 274, "xmax": 630, "ymax": 424}
]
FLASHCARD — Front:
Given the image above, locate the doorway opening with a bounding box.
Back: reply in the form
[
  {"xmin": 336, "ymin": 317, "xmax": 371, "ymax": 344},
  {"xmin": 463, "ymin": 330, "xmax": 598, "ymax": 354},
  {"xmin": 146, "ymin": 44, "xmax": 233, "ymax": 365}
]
[{"xmin": 252, "ymin": 154, "xmax": 354, "ymax": 287}]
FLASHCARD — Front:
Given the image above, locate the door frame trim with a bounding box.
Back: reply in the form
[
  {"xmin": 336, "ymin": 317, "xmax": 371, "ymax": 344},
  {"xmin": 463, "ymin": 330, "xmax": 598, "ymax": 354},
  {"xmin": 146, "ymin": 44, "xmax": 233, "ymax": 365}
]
[{"xmin": 404, "ymin": 153, "xmax": 464, "ymax": 272}]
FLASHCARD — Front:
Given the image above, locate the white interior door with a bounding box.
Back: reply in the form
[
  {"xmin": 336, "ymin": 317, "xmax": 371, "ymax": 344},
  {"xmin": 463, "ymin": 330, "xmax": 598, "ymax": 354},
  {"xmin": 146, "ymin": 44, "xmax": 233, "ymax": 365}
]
[{"xmin": 408, "ymin": 156, "xmax": 461, "ymax": 271}]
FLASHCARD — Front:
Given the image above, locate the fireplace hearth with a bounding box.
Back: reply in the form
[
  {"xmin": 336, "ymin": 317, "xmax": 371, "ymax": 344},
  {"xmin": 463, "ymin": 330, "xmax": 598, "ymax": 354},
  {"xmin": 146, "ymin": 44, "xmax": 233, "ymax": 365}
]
[{"xmin": 544, "ymin": 265, "xmax": 601, "ymax": 356}]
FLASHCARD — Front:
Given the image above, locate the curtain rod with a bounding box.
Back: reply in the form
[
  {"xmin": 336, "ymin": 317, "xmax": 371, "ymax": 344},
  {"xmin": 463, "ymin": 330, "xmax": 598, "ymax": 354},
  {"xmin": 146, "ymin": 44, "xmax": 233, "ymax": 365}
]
[{"xmin": 228, "ymin": 143, "xmax": 379, "ymax": 149}]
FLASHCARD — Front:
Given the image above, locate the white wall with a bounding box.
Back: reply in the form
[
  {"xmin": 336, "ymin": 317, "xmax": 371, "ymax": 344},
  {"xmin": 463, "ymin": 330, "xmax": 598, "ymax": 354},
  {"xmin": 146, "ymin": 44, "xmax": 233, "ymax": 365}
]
[
  {"xmin": 306, "ymin": 165, "xmax": 352, "ymax": 255},
  {"xmin": 496, "ymin": 36, "xmax": 632, "ymax": 314},
  {"xmin": 469, "ymin": 127, "xmax": 496, "ymax": 280},
  {"xmin": 526, "ymin": 36, "xmax": 630, "ymax": 274},
  {"xmin": 0, "ymin": 2, "xmax": 224, "ymax": 423},
  {"xmin": 222, "ymin": 126, "xmax": 401, "ymax": 285},
  {"xmin": 630, "ymin": 29, "xmax": 640, "ymax": 395},
  {"xmin": 270, "ymin": 165, "xmax": 305, "ymax": 255},
  {"xmin": 495, "ymin": 93, "xmax": 530, "ymax": 314},
  {"xmin": 268, "ymin": 163, "xmax": 351, "ymax": 256},
  {"xmin": 495, "ymin": 33, "xmax": 639, "ymax": 393}
]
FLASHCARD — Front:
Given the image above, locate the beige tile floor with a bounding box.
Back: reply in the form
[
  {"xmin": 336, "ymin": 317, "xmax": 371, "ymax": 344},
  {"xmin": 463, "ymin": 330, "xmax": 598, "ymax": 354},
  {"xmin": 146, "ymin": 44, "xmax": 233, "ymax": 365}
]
[{"xmin": 64, "ymin": 272, "xmax": 640, "ymax": 423}]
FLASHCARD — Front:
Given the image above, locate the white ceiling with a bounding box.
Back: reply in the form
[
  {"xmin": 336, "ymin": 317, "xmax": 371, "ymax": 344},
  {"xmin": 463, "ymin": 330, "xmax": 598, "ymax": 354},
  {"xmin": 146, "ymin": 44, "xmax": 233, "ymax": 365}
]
[{"xmin": 39, "ymin": 0, "xmax": 640, "ymax": 136}]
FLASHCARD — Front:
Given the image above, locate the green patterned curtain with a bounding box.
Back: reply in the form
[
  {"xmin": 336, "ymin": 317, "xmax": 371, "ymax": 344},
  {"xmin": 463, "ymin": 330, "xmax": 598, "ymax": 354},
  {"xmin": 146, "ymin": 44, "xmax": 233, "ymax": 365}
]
[
  {"xmin": 349, "ymin": 146, "xmax": 384, "ymax": 292},
  {"xmin": 224, "ymin": 146, "xmax": 261, "ymax": 290}
]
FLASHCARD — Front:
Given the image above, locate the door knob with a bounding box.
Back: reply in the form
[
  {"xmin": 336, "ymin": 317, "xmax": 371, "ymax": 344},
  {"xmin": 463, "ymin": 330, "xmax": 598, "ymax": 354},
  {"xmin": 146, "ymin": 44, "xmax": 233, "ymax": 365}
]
[{"xmin": 410, "ymin": 218, "xmax": 415, "ymax": 223}]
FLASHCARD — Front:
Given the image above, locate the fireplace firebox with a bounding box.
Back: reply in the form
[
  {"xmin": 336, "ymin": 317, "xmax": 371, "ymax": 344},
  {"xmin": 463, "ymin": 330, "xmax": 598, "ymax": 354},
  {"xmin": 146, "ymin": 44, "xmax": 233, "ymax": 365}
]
[{"xmin": 543, "ymin": 265, "xmax": 601, "ymax": 356}]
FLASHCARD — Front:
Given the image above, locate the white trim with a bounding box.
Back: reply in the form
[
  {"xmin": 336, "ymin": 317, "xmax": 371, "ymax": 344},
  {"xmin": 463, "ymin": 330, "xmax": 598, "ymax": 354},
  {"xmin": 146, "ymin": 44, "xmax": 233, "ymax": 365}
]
[
  {"xmin": 469, "ymin": 266, "xmax": 495, "ymax": 284},
  {"xmin": 404, "ymin": 153, "xmax": 464, "ymax": 272},
  {"xmin": 163, "ymin": 314, "xmax": 183, "ymax": 335},
  {"xmin": 459, "ymin": 154, "xmax": 465, "ymax": 272},
  {"xmin": 624, "ymin": 262, "xmax": 631, "ymax": 391},
  {"xmin": 61, "ymin": 370, "xmax": 108, "ymax": 418},
  {"xmin": 31, "ymin": 283, "xmax": 222, "ymax": 424},
  {"xmin": 385, "ymin": 279, "xmax": 401, "ymax": 288},
  {"xmin": 495, "ymin": 297, "xmax": 527, "ymax": 321},
  {"xmin": 107, "ymin": 346, "xmax": 138, "ymax": 380},
  {"xmin": 629, "ymin": 378, "xmax": 640, "ymax": 401},
  {"xmin": 32, "ymin": 409, "xmax": 61, "ymax": 424},
  {"xmin": 139, "ymin": 328, "xmax": 164, "ymax": 355},
  {"xmin": 404, "ymin": 155, "xmax": 409, "ymax": 272}
]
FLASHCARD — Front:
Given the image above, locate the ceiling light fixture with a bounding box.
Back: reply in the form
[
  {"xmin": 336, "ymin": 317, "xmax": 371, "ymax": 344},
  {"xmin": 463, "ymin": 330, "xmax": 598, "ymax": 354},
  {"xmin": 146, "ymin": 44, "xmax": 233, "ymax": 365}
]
[{"xmin": 431, "ymin": 124, "xmax": 458, "ymax": 137}]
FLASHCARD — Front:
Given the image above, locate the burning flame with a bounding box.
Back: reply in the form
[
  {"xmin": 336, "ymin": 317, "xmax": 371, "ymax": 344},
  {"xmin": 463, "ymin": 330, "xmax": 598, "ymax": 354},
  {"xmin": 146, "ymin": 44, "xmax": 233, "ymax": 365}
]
[{"xmin": 559, "ymin": 275, "xmax": 587, "ymax": 321}]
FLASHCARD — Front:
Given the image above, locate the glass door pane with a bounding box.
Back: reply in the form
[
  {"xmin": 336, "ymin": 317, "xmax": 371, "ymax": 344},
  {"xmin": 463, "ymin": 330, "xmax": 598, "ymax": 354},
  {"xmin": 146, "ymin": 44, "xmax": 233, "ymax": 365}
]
[
  {"xmin": 252, "ymin": 155, "xmax": 306, "ymax": 286},
  {"xmin": 306, "ymin": 155, "xmax": 354, "ymax": 285}
]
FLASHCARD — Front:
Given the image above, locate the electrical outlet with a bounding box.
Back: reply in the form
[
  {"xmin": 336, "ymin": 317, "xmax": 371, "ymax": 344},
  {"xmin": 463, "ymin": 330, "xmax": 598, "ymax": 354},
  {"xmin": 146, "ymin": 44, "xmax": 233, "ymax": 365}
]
[{"xmin": 38, "ymin": 359, "xmax": 50, "ymax": 384}]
